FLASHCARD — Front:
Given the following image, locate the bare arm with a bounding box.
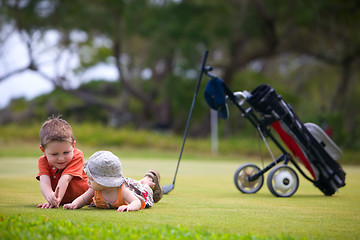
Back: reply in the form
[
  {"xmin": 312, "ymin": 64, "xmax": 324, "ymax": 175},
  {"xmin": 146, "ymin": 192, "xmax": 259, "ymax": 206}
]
[
  {"xmin": 117, "ymin": 186, "xmax": 142, "ymax": 212},
  {"xmin": 38, "ymin": 175, "xmax": 57, "ymax": 208},
  {"xmin": 63, "ymin": 188, "xmax": 94, "ymax": 210},
  {"xmin": 37, "ymin": 174, "xmax": 74, "ymax": 208},
  {"xmin": 55, "ymin": 174, "xmax": 73, "ymax": 204}
]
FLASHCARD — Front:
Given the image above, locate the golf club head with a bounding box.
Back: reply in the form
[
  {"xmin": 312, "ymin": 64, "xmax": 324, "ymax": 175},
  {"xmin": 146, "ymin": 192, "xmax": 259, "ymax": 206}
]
[{"xmin": 162, "ymin": 184, "xmax": 174, "ymax": 194}]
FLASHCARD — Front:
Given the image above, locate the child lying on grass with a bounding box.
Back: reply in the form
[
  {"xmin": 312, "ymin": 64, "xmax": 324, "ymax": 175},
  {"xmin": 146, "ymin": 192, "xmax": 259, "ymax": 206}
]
[{"xmin": 63, "ymin": 151, "xmax": 163, "ymax": 212}]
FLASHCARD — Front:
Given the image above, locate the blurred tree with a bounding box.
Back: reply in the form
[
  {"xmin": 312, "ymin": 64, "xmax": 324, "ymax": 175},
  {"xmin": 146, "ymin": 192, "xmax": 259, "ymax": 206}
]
[
  {"xmin": 0, "ymin": 0, "xmax": 359, "ymax": 148},
  {"xmin": 268, "ymin": 0, "xmax": 360, "ymax": 147},
  {"xmin": 0, "ymin": 0, "xmax": 225, "ymax": 129},
  {"xmin": 274, "ymin": 0, "xmax": 360, "ymax": 111}
]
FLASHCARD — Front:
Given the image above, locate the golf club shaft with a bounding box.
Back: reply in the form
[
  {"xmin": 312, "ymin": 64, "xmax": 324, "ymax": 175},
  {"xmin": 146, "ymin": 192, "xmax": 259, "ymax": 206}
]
[{"xmin": 170, "ymin": 50, "xmax": 209, "ymax": 187}]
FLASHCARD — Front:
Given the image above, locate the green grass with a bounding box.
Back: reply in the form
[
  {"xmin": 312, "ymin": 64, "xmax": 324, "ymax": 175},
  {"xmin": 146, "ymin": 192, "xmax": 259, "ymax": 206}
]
[{"xmin": 1, "ymin": 156, "xmax": 359, "ymax": 240}]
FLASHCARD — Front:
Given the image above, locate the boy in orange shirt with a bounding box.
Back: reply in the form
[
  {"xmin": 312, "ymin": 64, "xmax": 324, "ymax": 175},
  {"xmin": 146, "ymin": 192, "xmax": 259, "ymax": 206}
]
[{"xmin": 36, "ymin": 116, "xmax": 90, "ymax": 208}]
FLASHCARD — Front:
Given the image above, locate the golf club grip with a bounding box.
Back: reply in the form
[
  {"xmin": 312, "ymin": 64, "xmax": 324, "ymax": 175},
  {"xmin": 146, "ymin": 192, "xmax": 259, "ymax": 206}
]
[{"xmin": 170, "ymin": 50, "xmax": 209, "ymax": 188}]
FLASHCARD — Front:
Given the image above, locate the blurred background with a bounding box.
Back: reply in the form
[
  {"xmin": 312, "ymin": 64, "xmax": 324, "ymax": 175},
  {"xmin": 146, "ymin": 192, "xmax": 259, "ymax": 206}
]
[{"xmin": 0, "ymin": 0, "xmax": 359, "ymax": 158}]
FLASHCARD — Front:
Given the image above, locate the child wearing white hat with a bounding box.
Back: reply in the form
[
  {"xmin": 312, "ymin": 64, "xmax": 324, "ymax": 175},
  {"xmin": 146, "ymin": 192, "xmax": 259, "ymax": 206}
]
[{"xmin": 63, "ymin": 151, "xmax": 162, "ymax": 211}]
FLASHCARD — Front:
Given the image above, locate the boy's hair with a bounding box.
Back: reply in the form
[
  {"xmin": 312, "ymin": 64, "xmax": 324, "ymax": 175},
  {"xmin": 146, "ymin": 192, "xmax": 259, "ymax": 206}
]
[{"xmin": 40, "ymin": 115, "xmax": 75, "ymax": 148}]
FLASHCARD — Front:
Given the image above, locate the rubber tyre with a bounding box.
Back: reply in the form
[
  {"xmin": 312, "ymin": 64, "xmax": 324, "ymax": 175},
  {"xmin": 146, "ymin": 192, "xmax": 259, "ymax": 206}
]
[
  {"xmin": 267, "ymin": 165, "xmax": 299, "ymax": 197},
  {"xmin": 234, "ymin": 163, "xmax": 264, "ymax": 194}
]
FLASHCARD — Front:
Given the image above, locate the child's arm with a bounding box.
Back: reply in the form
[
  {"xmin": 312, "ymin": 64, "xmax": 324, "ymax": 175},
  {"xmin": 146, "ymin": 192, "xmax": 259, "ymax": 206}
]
[
  {"xmin": 37, "ymin": 175, "xmax": 59, "ymax": 208},
  {"xmin": 53, "ymin": 174, "xmax": 73, "ymax": 205},
  {"xmin": 117, "ymin": 186, "xmax": 142, "ymax": 212},
  {"xmin": 38, "ymin": 174, "xmax": 74, "ymax": 208},
  {"xmin": 63, "ymin": 188, "xmax": 94, "ymax": 210},
  {"xmin": 44, "ymin": 174, "xmax": 74, "ymax": 208}
]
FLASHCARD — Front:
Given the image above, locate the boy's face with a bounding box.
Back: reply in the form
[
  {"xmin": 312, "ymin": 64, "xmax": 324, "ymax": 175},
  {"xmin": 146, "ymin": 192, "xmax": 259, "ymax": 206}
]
[{"xmin": 41, "ymin": 141, "xmax": 74, "ymax": 170}]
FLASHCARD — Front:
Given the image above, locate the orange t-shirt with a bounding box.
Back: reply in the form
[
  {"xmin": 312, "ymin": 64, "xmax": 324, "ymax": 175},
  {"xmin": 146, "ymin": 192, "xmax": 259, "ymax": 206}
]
[
  {"xmin": 93, "ymin": 185, "xmax": 145, "ymax": 209},
  {"xmin": 36, "ymin": 148, "xmax": 90, "ymax": 205}
]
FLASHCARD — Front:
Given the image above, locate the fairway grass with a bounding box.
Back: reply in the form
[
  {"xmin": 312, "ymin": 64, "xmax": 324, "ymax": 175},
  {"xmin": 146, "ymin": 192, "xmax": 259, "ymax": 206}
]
[{"xmin": 0, "ymin": 156, "xmax": 359, "ymax": 239}]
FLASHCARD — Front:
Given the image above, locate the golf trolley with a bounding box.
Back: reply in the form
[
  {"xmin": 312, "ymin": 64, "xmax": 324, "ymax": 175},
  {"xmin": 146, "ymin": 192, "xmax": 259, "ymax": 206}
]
[{"xmin": 203, "ymin": 67, "xmax": 346, "ymax": 197}]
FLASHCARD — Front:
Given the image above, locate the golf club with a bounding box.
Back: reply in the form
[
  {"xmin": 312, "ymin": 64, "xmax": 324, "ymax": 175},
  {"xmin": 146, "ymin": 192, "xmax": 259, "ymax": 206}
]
[{"xmin": 162, "ymin": 50, "xmax": 209, "ymax": 194}]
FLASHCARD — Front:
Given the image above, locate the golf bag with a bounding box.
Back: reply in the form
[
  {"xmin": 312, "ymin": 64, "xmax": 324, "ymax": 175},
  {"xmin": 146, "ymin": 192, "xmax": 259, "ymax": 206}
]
[{"xmin": 204, "ymin": 71, "xmax": 346, "ymax": 197}]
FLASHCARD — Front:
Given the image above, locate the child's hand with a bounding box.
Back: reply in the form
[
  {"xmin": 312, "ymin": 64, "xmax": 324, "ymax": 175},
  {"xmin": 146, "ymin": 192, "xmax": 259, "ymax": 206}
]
[
  {"xmin": 117, "ymin": 204, "xmax": 139, "ymax": 212},
  {"xmin": 63, "ymin": 203, "xmax": 77, "ymax": 210},
  {"xmin": 46, "ymin": 187, "xmax": 60, "ymax": 208},
  {"xmin": 117, "ymin": 205, "xmax": 129, "ymax": 212},
  {"xmin": 37, "ymin": 203, "xmax": 56, "ymax": 209}
]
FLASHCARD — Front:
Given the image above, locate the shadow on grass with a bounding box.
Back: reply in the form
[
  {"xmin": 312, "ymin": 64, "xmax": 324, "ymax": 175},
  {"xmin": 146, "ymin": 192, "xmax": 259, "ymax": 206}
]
[
  {"xmin": 225, "ymin": 191, "xmax": 330, "ymax": 199},
  {"xmin": 292, "ymin": 194, "xmax": 343, "ymax": 199}
]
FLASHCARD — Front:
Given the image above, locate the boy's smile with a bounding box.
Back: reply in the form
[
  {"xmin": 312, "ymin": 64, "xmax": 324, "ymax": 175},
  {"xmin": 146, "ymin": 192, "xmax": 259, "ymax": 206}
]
[{"xmin": 41, "ymin": 141, "xmax": 75, "ymax": 170}]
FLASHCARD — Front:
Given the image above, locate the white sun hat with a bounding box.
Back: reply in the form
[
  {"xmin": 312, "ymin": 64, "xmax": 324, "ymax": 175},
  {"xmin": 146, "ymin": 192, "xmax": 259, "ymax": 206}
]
[{"xmin": 84, "ymin": 151, "xmax": 124, "ymax": 187}]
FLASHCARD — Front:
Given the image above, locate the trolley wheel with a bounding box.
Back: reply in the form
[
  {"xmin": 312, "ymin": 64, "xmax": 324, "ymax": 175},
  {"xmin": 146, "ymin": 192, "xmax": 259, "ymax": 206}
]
[
  {"xmin": 234, "ymin": 164, "xmax": 264, "ymax": 194},
  {"xmin": 267, "ymin": 165, "xmax": 299, "ymax": 197}
]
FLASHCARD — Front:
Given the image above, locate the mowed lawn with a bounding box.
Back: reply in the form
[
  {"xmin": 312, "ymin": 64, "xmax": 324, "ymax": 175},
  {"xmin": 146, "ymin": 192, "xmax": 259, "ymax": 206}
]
[{"xmin": 0, "ymin": 155, "xmax": 359, "ymax": 239}]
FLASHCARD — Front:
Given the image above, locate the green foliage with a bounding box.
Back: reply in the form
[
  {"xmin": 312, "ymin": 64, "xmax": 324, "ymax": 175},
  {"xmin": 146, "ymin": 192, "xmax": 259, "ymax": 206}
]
[
  {"xmin": 74, "ymin": 123, "xmax": 181, "ymax": 150},
  {"xmin": 0, "ymin": 81, "xmax": 124, "ymax": 124},
  {"xmin": 7, "ymin": 98, "xmax": 28, "ymax": 113},
  {"xmin": 2, "ymin": 0, "xmax": 360, "ymax": 150},
  {"xmin": 0, "ymin": 124, "xmax": 39, "ymax": 144},
  {"xmin": 79, "ymin": 80, "xmax": 121, "ymax": 98}
]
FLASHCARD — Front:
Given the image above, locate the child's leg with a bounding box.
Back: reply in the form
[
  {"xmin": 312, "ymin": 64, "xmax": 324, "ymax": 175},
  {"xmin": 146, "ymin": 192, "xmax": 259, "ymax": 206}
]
[
  {"xmin": 142, "ymin": 185, "xmax": 153, "ymax": 208},
  {"xmin": 139, "ymin": 176, "xmax": 155, "ymax": 189},
  {"xmin": 124, "ymin": 178, "xmax": 154, "ymax": 208}
]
